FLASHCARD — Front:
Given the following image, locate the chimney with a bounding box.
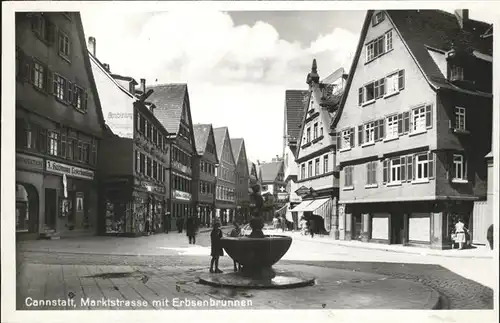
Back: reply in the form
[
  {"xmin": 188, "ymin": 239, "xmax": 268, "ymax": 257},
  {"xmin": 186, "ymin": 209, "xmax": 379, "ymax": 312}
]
[
  {"xmin": 140, "ymin": 78, "xmax": 146, "ymax": 93},
  {"xmin": 455, "ymin": 9, "xmax": 469, "ymax": 29},
  {"xmin": 88, "ymin": 37, "xmax": 96, "ymax": 57},
  {"xmin": 103, "ymin": 63, "xmax": 110, "ymax": 72}
]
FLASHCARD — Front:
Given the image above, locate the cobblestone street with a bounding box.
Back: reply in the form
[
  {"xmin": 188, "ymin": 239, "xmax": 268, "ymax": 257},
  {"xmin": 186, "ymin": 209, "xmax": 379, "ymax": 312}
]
[{"xmin": 16, "ymin": 230, "xmax": 495, "ymax": 310}]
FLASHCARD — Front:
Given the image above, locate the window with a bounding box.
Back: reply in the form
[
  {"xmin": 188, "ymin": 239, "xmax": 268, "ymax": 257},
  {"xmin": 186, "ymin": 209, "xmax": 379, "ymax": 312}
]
[
  {"xmin": 315, "ymin": 158, "xmax": 320, "ymax": 176},
  {"xmin": 313, "ymin": 123, "xmax": 318, "ymax": 140},
  {"xmin": 135, "ymin": 151, "xmax": 140, "ymax": 173},
  {"xmin": 33, "ymin": 62, "xmax": 45, "ymax": 90},
  {"xmin": 48, "ymin": 131, "xmax": 59, "ymax": 156},
  {"xmin": 452, "ymin": 154, "xmax": 466, "ymax": 181},
  {"xmin": 306, "ymin": 128, "xmax": 311, "ymax": 143},
  {"xmin": 344, "ymin": 166, "xmax": 353, "ymax": 187},
  {"xmin": 320, "ymin": 126, "xmax": 323, "ymax": 137},
  {"xmin": 385, "ymin": 30, "xmax": 393, "ymax": 51},
  {"xmin": 31, "ymin": 14, "xmax": 55, "ymax": 44},
  {"xmin": 386, "ymin": 115, "xmax": 398, "ymax": 139},
  {"xmin": 449, "ymin": 65, "xmax": 464, "ymax": 81},
  {"xmin": 153, "ymin": 161, "xmax": 158, "ymax": 180},
  {"xmin": 58, "ymin": 30, "xmax": 70, "ymax": 58},
  {"xmin": 364, "ymin": 122, "xmax": 376, "ymax": 144},
  {"xmin": 415, "ymin": 153, "xmax": 434, "ymax": 181},
  {"xmin": 372, "ymin": 12, "xmax": 385, "ymax": 26},
  {"xmin": 366, "ymin": 42, "xmax": 375, "ymax": 61},
  {"xmin": 455, "ymin": 107, "xmax": 466, "ymax": 131},
  {"xmin": 412, "ymin": 107, "xmax": 426, "ymax": 132},
  {"xmin": 364, "ymin": 82, "xmax": 375, "ymax": 102},
  {"xmin": 341, "ymin": 129, "xmax": 353, "ymax": 149},
  {"xmin": 301, "ymin": 163, "xmax": 305, "ymax": 179},
  {"xmin": 74, "ymin": 86, "xmax": 86, "ymax": 111},
  {"xmin": 146, "ymin": 157, "xmax": 152, "ymax": 177},
  {"xmin": 53, "ymin": 74, "xmax": 66, "ymax": 101},
  {"xmin": 385, "ymin": 72, "xmax": 399, "ymax": 96},
  {"xmin": 308, "ymin": 161, "xmax": 312, "ymax": 178},
  {"xmin": 366, "ymin": 161, "xmax": 377, "ymax": 185},
  {"xmin": 323, "ymin": 155, "xmax": 329, "ymax": 173},
  {"xmin": 390, "ymin": 158, "xmax": 402, "ymax": 183}
]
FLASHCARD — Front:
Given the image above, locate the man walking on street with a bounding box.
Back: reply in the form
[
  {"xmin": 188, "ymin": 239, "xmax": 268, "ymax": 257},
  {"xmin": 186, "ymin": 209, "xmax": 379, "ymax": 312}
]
[{"xmin": 186, "ymin": 215, "xmax": 199, "ymax": 244}]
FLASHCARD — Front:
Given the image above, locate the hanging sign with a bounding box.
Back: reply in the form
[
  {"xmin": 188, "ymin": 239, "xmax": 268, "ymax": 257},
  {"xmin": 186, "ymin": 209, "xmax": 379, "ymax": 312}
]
[{"xmin": 62, "ymin": 174, "xmax": 68, "ymax": 198}]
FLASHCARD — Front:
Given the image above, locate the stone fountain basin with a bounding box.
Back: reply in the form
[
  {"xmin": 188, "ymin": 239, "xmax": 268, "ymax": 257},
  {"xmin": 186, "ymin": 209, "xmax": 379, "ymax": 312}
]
[{"xmin": 220, "ymin": 235, "xmax": 292, "ymax": 268}]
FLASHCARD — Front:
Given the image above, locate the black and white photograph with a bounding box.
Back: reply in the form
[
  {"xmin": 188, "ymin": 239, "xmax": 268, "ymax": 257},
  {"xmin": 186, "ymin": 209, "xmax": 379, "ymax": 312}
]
[{"xmin": 2, "ymin": 1, "xmax": 499, "ymax": 323}]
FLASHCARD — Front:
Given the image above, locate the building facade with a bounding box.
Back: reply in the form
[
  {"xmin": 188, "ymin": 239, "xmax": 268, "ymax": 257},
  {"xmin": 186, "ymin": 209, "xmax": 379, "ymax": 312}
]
[
  {"xmin": 333, "ymin": 10, "xmax": 492, "ymax": 249},
  {"xmin": 148, "ymin": 84, "xmax": 197, "ymax": 232},
  {"xmin": 258, "ymin": 159, "xmax": 286, "ymax": 221},
  {"xmin": 213, "ymin": 127, "xmax": 237, "ymax": 225},
  {"xmin": 231, "ymin": 138, "xmax": 251, "ymax": 223},
  {"xmin": 282, "ymin": 89, "xmax": 309, "ymax": 228},
  {"xmin": 192, "ymin": 124, "xmax": 219, "ymax": 228},
  {"xmin": 89, "ymin": 43, "xmax": 171, "ymax": 236},
  {"xmin": 15, "ymin": 12, "xmax": 105, "ymax": 239},
  {"xmin": 292, "ymin": 61, "xmax": 346, "ymax": 236}
]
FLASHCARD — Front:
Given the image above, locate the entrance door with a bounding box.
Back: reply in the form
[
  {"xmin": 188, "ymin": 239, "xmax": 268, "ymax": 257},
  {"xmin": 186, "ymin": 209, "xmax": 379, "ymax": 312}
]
[
  {"xmin": 44, "ymin": 188, "xmax": 57, "ymax": 229},
  {"xmin": 352, "ymin": 213, "xmax": 362, "ymax": 240},
  {"xmin": 390, "ymin": 213, "xmax": 405, "ymax": 244}
]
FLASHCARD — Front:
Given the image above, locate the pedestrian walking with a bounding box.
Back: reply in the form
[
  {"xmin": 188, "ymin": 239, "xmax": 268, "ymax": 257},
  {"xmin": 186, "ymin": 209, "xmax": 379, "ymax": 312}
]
[
  {"xmin": 299, "ymin": 217, "xmax": 307, "ymax": 235},
  {"xmin": 210, "ymin": 222, "xmax": 224, "ymax": 273},
  {"xmin": 176, "ymin": 217, "xmax": 183, "ymax": 233},
  {"xmin": 229, "ymin": 222, "xmax": 243, "ymax": 272},
  {"xmin": 308, "ymin": 219, "xmax": 315, "ymax": 238},
  {"xmin": 186, "ymin": 215, "xmax": 199, "ymax": 244},
  {"xmin": 280, "ymin": 215, "xmax": 286, "ymax": 232},
  {"xmin": 454, "ymin": 218, "xmax": 467, "ymax": 250}
]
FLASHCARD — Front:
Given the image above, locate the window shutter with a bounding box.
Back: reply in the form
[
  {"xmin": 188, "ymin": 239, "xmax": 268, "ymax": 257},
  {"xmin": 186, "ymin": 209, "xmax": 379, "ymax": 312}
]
[
  {"xmin": 425, "ymin": 105, "xmax": 432, "ymax": 128},
  {"xmin": 20, "ymin": 54, "xmax": 32, "ymax": 83},
  {"xmin": 336, "ymin": 132, "xmax": 342, "ymax": 150},
  {"xmin": 379, "ymin": 77, "xmax": 385, "ymax": 97},
  {"xmin": 373, "ymin": 161, "xmax": 378, "ymax": 184},
  {"xmin": 401, "ymin": 156, "xmax": 407, "ymax": 182},
  {"xmin": 358, "ymin": 125, "xmax": 363, "ymax": 146},
  {"xmin": 349, "ymin": 128, "xmax": 354, "ymax": 147},
  {"xmin": 397, "ymin": 113, "xmax": 403, "ymax": 135},
  {"xmin": 412, "ymin": 155, "xmax": 416, "ymax": 180},
  {"xmin": 403, "ymin": 111, "xmax": 410, "ymax": 133},
  {"xmin": 382, "ymin": 159, "xmax": 388, "ymax": 184},
  {"xmin": 465, "ymin": 155, "xmax": 472, "ymax": 183},
  {"xmin": 84, "ymin": 91, "xmax": 89, "ymax": 112},
  {"xmin": 398, "ymin": 69, "xmax": 405, "ymax": 90},
  {"xmin": 428, "ymin": 152, "xmax": 435, "ymax": 179},
  {"xmin": 47, "ymin": 20, "xmax": 57, "ymax": 45},
  {"xmin": 374, "ymin": 80, "xmax": 379, "ymax": 99},
  {"xmin": 67, "ymin": 81, "xmax": 74, "ymax": 104},
  {"xmin": 371, "ymin": 15, "xmax": 377, "ymax": 26},
  {"xmin": 376, "ymin": 119, "xmax": 384, "ymax": 141},
  {"xmin": 358, "ymin": 88, "xmax": 364, "ymax": 105},
  {"xmin": 366, "ymin": 163, "xmax": 371, "ymax": 185},
  {"xmin": 45, "ymin": 70, "xmax": 53, "ymax": 94},
  {"xmin": 135, "ymin": 151, "xmax": 139, "ymax": 172},
  {"xmin": 406, "ymin": 155, "xmax": 413, "ymax": 181}
]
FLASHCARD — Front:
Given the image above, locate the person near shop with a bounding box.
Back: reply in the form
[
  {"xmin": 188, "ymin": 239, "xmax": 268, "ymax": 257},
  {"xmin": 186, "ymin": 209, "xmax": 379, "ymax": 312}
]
[
  {"xmin": 176, "ymin": 217, "xmax": 183, "ymax": 233},
  {"xmin": 454, "ymin": 218, "xmax": 468, "ymax": 250},
  {"xmin": 210, "ymin": 222, "xmax": 224, "ymax": 273},
  {"xmin": 186, "ymin": 215, "xmax": 199, "ymax": 244},
  {"xmin": 308, "ymin": 219, "xmax": 316, "ymax": 238},
  {"xmin": 280, "ymin": 215, "xmax": 287, "ymax": 232},
  {"xmin": 272, "ymin": 216, "xmax": 279, "ymax": 230},
  {"xmin": 229, "ymin": 222, "xmax": 243, "ymax": 272},
  {"xmin": 299, "ymin": 217, "xmax": 307, "ymax": 235}
]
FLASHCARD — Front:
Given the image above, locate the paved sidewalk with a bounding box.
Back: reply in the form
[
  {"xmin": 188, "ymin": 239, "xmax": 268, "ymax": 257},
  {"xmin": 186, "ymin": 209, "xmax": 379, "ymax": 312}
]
[{"xmin": 276, "ymin": 231, "xmax": 494, "ymax": 259}]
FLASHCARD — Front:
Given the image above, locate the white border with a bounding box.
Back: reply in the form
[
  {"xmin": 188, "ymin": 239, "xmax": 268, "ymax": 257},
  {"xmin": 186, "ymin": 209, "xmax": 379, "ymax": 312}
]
[{"xmin": 2, "ymin": 2, "xmax": 499, "ymax": 323}]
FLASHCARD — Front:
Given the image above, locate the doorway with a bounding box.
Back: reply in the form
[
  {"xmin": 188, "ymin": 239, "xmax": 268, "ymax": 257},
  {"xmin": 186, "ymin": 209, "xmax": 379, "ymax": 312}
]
[
  {"xmin": 352, "ymin": 213, "xmax": 362, "ymax": 240},
  {"xmin": 44, "ymin": 188, "xmax": 57, "ymax": 229},
  {"xmin": 16, "ymin": 183, "xmax": 39, "ymax": 234},
  {"xmin": 390, "ymin": 213, "xmax": 405, "ymax": 244}
]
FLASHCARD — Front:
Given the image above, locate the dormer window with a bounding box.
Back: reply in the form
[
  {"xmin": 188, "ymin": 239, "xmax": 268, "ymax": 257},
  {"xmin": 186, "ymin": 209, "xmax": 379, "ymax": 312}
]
[
  {"xmin": 449, "ymin": 65, "xmax": 464, "ymax": 81},
  {"xmin": 372, "ymin": 12, "xmax": 385, "ymax": 26}
]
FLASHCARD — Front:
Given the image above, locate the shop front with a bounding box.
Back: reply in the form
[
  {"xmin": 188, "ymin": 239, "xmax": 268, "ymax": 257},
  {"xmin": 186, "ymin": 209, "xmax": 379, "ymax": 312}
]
[
  {"xmin": 103, "ymin": 177, "xmax": 167, "ymax": 236},
  {"xmin": 197, "ymin": 202, "xmax": 214, "ymax": 228},
  {"xmin": 44, "ymin": 159, "xmax": 97, "ymax": 237},
  {"xmin": 16, "ymin": 153, "xmax": 44, "ymax": 239},
  {"xmin": 172, "ymin": 190, "xmax": 193, "ymax": 232}
]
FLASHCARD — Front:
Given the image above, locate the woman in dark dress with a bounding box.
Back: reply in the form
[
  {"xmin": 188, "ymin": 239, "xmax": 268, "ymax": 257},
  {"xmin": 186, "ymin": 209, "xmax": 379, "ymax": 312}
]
[{"xmin": 210, "ymin": 222, "xmax": 224, "ymax": 273}]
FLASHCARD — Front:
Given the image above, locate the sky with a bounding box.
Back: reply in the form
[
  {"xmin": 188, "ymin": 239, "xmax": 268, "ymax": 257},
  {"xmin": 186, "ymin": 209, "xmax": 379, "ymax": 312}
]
[{"xmin": 80, "ymin": 7, "xmax": 496, "ymax": 163}]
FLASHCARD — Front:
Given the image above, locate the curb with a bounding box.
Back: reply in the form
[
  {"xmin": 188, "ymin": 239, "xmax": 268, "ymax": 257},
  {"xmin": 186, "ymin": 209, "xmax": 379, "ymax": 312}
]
[{"xmin": 285, "ymin": 233, "xmax": 494, "ymax": 259}]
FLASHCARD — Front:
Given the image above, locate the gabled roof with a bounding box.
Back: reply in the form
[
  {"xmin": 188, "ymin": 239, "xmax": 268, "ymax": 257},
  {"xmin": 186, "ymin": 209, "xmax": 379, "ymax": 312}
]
[
  {"xmin": 192, "ymin": 123, "xmax": 212, "ymax": 155},
  {"xmin": 213, "ymin": 126, "xmax": 236, "ymax": 165},
  {"xmin": 146, "ymin": 84, "xmax": 188, "ymax": 134},
  {"xmin": 258, "ymin": 161, "xmax": 283, "ymax": 183},
  {"xmin": 386, "ymin": 10, "xmax": 492, "ymax": 94},
  {"xmin": 230, "ymin": 138, "xmax": 244, "ymax": 161},
  {"xmin": 285, "ymin": 90, "xmax": 309, "ymax": 143},
  {"xmin": 332, "ymin": 10, "xmax": 493, "ymax": 129}
]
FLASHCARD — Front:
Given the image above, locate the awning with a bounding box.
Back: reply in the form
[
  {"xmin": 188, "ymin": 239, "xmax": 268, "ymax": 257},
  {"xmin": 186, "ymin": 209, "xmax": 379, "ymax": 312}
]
[
  {"xmin": 303, "ymin": 198, "xmax": 331, "ymax": 212},
  {"xmin": 275, "ymin": 204, "xmax": 288, "ymax": 216},
  {"xmin": 290, "ymin": 200, "xmax": 314, "ymax": 212}
]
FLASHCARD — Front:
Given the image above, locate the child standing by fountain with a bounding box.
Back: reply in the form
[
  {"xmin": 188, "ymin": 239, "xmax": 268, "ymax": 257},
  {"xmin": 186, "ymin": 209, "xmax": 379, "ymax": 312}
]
[{"xmin": 210, "ymin": 222, "xmax": 224, "ymax": 273}]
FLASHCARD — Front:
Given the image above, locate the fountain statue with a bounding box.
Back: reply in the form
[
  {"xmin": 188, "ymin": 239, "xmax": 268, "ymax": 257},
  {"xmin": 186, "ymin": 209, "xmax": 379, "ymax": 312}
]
[{"xmin": 199, "ymin": 184, "xmax": 314, "ymax": 288}]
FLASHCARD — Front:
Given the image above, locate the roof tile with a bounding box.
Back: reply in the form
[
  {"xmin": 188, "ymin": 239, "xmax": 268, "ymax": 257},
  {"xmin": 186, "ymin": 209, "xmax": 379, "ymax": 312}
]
[
  {"xmin": 147, "ymin": 84, "xmax": 187, "ymax": 134},
  {"xmin": 285, "ymin": 90, "xmax": 309, "ymax": 143}
]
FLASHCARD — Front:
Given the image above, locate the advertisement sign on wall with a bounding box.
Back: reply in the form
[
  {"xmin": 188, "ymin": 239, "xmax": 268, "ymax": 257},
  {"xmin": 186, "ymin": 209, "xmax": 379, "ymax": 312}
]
[{"xmin": 46, "ymin": 160, "xmax": 95, "ymax": 180}]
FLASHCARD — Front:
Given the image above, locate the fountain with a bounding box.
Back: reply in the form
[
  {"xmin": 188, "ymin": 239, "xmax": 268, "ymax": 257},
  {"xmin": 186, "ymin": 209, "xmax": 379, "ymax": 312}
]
[{"xmin": 199, "ymin": 185, "xmax": 315, "ymax": 289}]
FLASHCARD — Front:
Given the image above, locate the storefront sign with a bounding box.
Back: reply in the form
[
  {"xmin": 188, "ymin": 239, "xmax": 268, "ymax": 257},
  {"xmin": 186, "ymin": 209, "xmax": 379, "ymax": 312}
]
[
  {"xmin": 173, "ymin": 190, "xmax": 191, "ymax": 201},
  {"xmin": 172, "ymin": 161, "xmax": 192, "ymax": 175},
  {"xmin": 295, "ymin": 185, "xmax": 311, "ymax": 197},
  {"xmin": 46, "ymin": 160, "xmax": 94, "ymax": 180},
  {"xmin": 16, "ymin": 153, "xmax": 44, "ymax": 172},
  {"xmin": 277, "ymin": 192, "xmax": 289, "ymax": 201},
  {"xmin": 139, "ymin": 181, "xmax": 166, "ymax": 194},
  {"xmin": 62, "ymin": 174, "xmax": 68, "ymax": 198}
]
